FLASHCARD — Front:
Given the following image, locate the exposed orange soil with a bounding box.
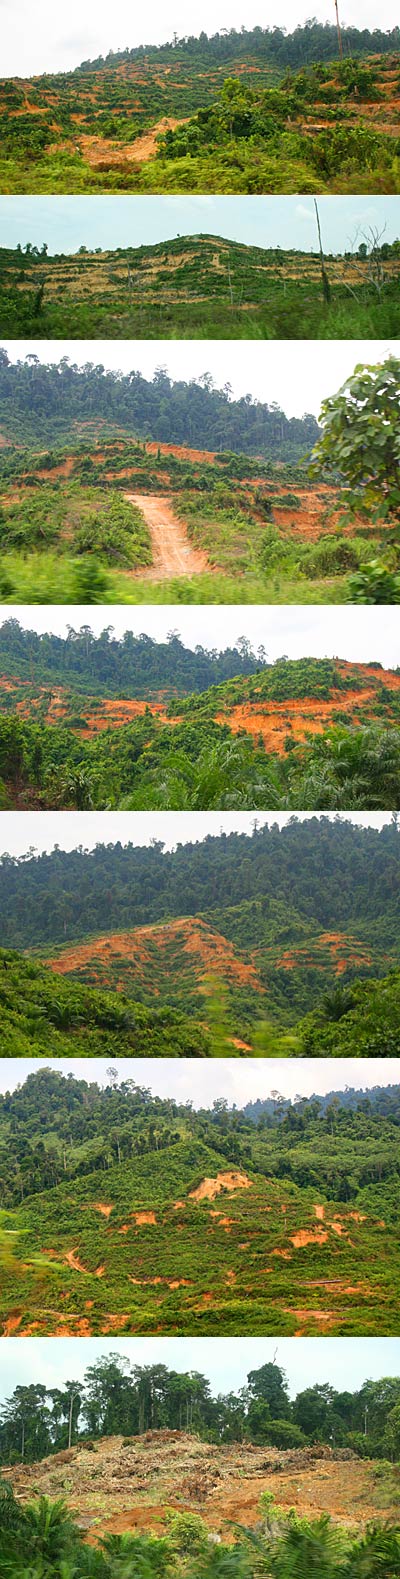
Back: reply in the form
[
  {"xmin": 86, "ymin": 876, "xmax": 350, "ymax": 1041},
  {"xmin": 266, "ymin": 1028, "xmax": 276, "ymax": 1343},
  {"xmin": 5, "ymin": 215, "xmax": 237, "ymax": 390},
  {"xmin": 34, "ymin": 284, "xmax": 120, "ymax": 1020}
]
[
  {"xmin": 133, "ymin": 1211, "xmax": 157, "ymax": 1226},
  {"xmin": 189, "ymin": 1172, "xmax": 252, "ymax": 1202},
  {"xmin": 46, "ymin": 916, "xmax": 264, "ymax": 993},
  {"xmin": 290, "ymin": 1229, "xmax": 329, "ymax": 1248},
  {"xmin": 314, "ymin": 1204, "xmax": 325, "ymax": 1220},
  {"xmin": 276, "ymin": 930, "xmax": 373, "ymax": 975},
  {"xmin": 216, "ymin": 666, "xmax": 400, "ymax": 754},
  {"xmin": 3, "ymin": 1430, "xmax": 396, "ymax": 1538},
  {"xmin": 73, "ymin": 118, "xmax": 187, "ymax": 168},
  {"xmin": 92, "ymin": 1203, "xmax": 113, "ymax": 1218},
  {"xmin": 125, "ymin": 492, "xmax": 210, "ymax": 577},
  {"xmin": 65, "ymin": 1248, "xmax": 91, "ymax": 1274},
  {"xmin": 145, "ymin": 439, "xmax": 217, "ymax": 464},
  {"xmin": 3, "ymin": 1314, "xmax": 22, "ymax": 1335}
]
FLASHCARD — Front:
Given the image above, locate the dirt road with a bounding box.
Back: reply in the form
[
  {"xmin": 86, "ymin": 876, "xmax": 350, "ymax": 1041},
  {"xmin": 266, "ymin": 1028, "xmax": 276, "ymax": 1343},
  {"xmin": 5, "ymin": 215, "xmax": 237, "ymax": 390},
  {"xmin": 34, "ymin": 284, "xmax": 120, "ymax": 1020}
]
[{"xmin": 125, "ymin": 492, "xmax": 209, "ymax": 578}]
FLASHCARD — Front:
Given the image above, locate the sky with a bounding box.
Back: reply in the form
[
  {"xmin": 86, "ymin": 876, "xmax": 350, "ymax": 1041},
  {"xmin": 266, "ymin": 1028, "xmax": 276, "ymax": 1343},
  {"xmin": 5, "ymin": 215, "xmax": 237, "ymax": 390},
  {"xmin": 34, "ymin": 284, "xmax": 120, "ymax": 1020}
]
[
  {"xmin": 1, "ymin": 0, "xmax": 398, "ymax": 76},
  {"xmin": 0, "ymin": 1336, "xmax": 398, "ymax": 1404},
  {"xmin": 1, "ymin": 196, "xmax": 399, "ymax": 256},
  {"xmin": 0, "ymin": 810, "xmax": 392, "ymax": 861},
  {"xmin": 0, "ymin": 1056, "xmax": 398, "ymax": 1104},
  {"xmin": 2, "ymin": 339, "xmax": 398, "ymax": 422},
  {"xmin": 3, "ymin": 606, "xmax": 400, "ymax": 668}
]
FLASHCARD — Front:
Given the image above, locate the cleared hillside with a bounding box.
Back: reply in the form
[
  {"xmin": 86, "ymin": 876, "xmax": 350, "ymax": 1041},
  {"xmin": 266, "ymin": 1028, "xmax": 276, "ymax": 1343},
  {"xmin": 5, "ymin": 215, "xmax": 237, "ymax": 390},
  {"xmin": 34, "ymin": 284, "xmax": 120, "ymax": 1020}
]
[
  {"xmin": 1, "ymin": 235, "xmax": 399, "ymax": 340},
  {"xmin": 2, "ymin": 1432, "xmax": 398, "ymax": 1538},
  {"xmin": 0, "ymin": 1132, "xmax": 398, "ymax": 1335},
  {"xmin": 0, "ymin": 432, "xmax": 384, "ymax": 606},
  {"xmin": 1, "ymin": 649, "xmax": 400, "ymax": 810},
  {"xmin": 0, "ymin": 25, "xmax": 399, "ymax": 192}
]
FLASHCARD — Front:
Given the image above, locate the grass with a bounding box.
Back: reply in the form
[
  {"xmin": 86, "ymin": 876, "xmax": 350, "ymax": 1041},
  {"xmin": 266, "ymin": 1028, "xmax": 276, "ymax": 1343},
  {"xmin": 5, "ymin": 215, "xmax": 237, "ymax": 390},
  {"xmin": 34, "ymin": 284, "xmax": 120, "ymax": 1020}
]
[
  {"xmin": 1, "ymin": 236, "xmax": 399, "ymax": 339},
  {"xmin": 0, "ymin": 1137, "xmax": 398, "ymax": 1336}
]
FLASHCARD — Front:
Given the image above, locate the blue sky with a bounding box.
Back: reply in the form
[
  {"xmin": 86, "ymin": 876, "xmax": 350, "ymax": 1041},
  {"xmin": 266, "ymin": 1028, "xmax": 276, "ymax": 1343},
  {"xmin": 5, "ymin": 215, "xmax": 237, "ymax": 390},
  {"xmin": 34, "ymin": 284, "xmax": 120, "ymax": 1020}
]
[
  {"xmin": 1, "ymin": 196, "xmax": 399, "ymax": 255},
  {"xmin": 0, "ymin": 1336, "xmax": 398, "ymax": 1404},
  {"xmin": 1, "ymin": 0, "xmax": 399, "ymax": 76}
]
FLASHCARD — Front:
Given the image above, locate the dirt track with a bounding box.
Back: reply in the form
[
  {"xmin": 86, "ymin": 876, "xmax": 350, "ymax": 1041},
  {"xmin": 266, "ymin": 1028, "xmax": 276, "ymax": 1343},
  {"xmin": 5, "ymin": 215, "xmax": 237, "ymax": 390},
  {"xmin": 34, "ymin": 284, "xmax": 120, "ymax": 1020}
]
[{"xmin": 125, "ymin": 492, "xmax": 209, "ymax": 578}]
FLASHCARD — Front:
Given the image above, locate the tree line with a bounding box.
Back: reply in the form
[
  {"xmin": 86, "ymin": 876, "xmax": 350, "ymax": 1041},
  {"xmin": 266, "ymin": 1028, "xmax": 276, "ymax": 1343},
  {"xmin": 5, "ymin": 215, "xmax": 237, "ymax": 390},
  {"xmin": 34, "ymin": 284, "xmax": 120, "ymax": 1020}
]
[
  {"xmin": 0, "ymin": 349, "xmax": 319, "ymax": 454},
  {"xmin": 1, "ymin": 815, "xmax": 398, "ymax": 950},
  {"xmin": 77, "ymin": 23, "xmax": 400, "ymax": 75},
  {"xmin": 0, "ymin": 619, "xmax": 264, "ymax": 694},
  {"xmin": 2, "ymin": 1354, "xmax": 400, "ymax": 1467}
]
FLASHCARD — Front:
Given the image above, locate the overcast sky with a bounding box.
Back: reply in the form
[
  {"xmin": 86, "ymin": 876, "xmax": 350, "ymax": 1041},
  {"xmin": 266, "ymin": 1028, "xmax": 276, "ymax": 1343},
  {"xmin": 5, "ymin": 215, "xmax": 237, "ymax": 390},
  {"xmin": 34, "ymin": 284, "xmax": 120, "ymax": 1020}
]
[
  {"xmin": 3, "ymin": 606, "xmax": 399, "ymax": 667},
  {"xmin": 2, "ymin": 339, "xmax": 397, "ymax": 421},
  {"xmin": 1, "ymin": 1056, "xmax": 398, "ymax": 1104},
  {"xmin": 0, "ymin": 1336, "xmax": 398, "ymax": 1405},
  {"xmin": 2, "ymin": 1, "xmax": 398, "ymax": 76},
  {"xmin": 1, "ymin": 196, "xmax": 399, "ymax": 255},
  {"xmin": 0, "ymin": 810, "xmax": 392, "ymax": 861}
]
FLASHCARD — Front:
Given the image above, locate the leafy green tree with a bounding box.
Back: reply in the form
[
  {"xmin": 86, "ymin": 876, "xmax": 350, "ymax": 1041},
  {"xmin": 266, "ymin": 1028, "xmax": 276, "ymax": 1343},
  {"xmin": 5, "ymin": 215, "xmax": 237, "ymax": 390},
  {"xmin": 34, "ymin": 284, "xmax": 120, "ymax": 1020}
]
[{"xmin": 310, "ymin": 357, "xmax": 400, "ymax": 526}]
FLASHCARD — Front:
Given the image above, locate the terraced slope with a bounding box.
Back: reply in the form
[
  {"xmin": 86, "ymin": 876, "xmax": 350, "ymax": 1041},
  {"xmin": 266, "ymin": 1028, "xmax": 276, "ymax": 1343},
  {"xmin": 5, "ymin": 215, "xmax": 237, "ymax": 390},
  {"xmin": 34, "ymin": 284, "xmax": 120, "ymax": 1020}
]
[
  {"xmin": 0, "ymin": 35, "xmax": 399, "ymax": 192},
  {"xmin": 0, "ymin": 1138, "xmax": 397, "ymax": 1336},
  {"xmin": 1, "ymin": 655, "xmax": 400, "ymax": 810},
  {"xmin": 1, "ymin": 235, "xmax": 399, "ymax": 339},
  {"xmin": 44, "ymin": 911, "xmax": 398, "ymax": 1030},
  {"xmin": 2, "ymin": 1433, "xmax": 398, "ymax": 1537},
  {"xmin": 2, "ymin": 659, "xmax": 400, "ymax": 744},
  {"xmin": 2, "ymin": 428, "xmax": 397, "ymax": 605}
]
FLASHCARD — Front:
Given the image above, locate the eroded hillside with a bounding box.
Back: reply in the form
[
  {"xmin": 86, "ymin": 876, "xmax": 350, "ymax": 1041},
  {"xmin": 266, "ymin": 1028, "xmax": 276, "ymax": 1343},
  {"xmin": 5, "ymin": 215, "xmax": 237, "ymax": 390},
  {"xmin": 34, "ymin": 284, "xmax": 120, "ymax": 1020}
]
[{"xmin": 2, "ymin": 1432, "xmax": 397, "ymax": 1538}]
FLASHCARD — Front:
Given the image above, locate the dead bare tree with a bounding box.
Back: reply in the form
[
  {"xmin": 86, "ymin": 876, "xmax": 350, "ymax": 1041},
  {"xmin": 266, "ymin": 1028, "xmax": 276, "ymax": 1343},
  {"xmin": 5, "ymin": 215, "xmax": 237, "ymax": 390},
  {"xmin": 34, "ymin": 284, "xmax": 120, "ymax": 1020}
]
[
  {"xmin": 314, "ymin": 199, "xmax": 331, "ymax": 305},
  {"xmin": 334, "ymin": 0, "xmax": 343, "ymax": 59}
]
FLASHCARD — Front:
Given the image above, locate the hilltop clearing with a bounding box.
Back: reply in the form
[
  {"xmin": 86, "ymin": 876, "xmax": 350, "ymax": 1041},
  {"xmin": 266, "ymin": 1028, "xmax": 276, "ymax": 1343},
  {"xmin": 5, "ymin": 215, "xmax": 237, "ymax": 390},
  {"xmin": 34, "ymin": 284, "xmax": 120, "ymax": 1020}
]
[
  {"xmin": 1, "ymin": 234, "xmax": 400, "ymax": 340},
  {"xmin": 1, "ymin": 949, "xmax": 400, "ymax": 1057},
  {"xmin": 0, "ymin": 24, "xmax": 399, "ymax": 192}
]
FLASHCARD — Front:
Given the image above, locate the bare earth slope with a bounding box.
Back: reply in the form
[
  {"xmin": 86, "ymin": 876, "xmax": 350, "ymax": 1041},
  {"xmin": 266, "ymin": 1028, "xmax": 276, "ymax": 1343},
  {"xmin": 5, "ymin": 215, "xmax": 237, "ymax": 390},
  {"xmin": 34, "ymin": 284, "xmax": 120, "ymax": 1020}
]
[{"xmin": 2, "ymin": 1432, "xmax": 397, "ymax": 1539}]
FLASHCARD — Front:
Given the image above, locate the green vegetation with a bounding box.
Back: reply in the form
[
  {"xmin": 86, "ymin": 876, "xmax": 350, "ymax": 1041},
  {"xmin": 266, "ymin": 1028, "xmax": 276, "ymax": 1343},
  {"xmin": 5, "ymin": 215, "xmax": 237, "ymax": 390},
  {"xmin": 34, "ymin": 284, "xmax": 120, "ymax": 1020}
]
[
  {"xmin": 0, "ymin": 625, "xmax": 399, "ymax": 811},
  {"xmin": 0, "ymin": 22, "xmax": 399, "ymax": 193},
  {"xmin": 0, "ymin": 351, "xmax": 319, "ymax": 452},
  {"xmin": 0, "ymin": 1069, "xmax": 399, "ymax": 1331},
  {"xmin": 0, "ymin": 485, "xmax": 151, "ymax": 570},
  {"xmin": 152, "ymin": 57, "xmax": 400, "ymax": 196},
  {"xmin": 0, "ymin": 952, "xmax": 212, "ymax": 1056},
  {"xmin": 1, "ymin": 235, "xmax": 399, "ymax": 340},
  {"xmin": 1, "ymin": 950, "xmax": 400, "ymax": 1058},
  {"xmin": 0, "ymin": 1480, "xmax": 398, "ymax": 1579},
  {"xmin": 1, "ymin": 816, "xmax": 399, "ymax": 1055},
  {"xmin": 310, "ymin": 355, "xmax": 400, "ymax": 603},
  {"xmin": 0, "ymin": 351, "xmax": 398, "ymax": 605},
  {"xmin": 1, "ymin": 1347, "xmax": 400, "ymax": 1462}
]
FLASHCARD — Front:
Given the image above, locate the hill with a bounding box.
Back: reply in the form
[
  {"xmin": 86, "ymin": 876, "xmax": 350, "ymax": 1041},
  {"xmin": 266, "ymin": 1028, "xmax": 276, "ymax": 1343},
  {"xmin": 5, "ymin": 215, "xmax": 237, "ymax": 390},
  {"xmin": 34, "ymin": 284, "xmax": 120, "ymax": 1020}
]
[
  {"xmin": 2, "ymin": 949, "xmax": 400, "ymax": 1057},
  {"xmin": 0, "ymin": 351, "xmax": 370, "ymax": 608},
  {"xmin": 0, "ymin": 430, "xmax": 388, "ymax": 609},
  {"xmin": 2, "ymin": 817, "xmax": 398, "ymax": 1035},
  {"xmin": 0, "ymin": 1068, "xmax": 400, "ymax": 1333},
  {"xmin": 1, "ymin": 234, "xmax": 400, "ymax": 341},
  {"xmin": 0, "ymin": 950, "xmax": 212, "ymax": 1056},
  {"xmin": 3, "ymin": 1434, "xmax": 400, "ymax": 1541},
  {"xmin": 0, "ymin": 352, "xmax": 319, "ymax": 452},
  {"xmin": 3, "ymin": 818, "xmax": 398, "ymax": 954},
  {"xmin": 0, "ymin": 23, "xmax": 399, "ymax": 192},
  {"xmin": 0, "ymin": 631, "xmax": 399, "ymax": 810}
]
